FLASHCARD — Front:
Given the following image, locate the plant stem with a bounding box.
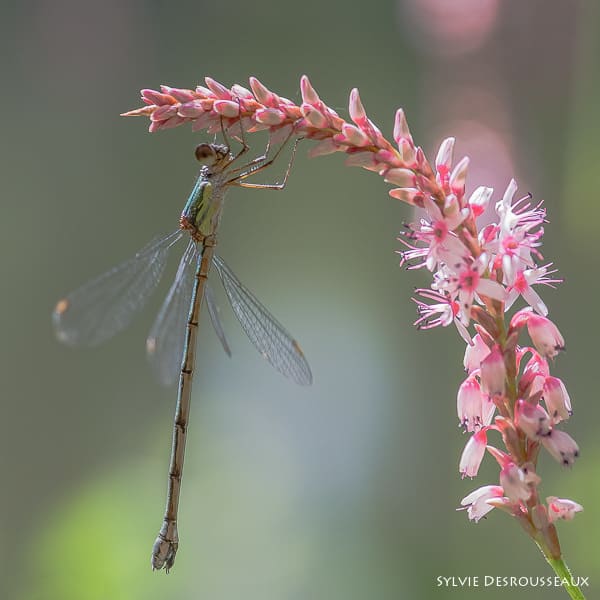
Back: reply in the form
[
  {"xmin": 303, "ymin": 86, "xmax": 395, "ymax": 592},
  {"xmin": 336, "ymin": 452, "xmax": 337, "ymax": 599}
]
[{"xmin": 538, "ymin": 545, "xmax": 586, "ymax": 600}]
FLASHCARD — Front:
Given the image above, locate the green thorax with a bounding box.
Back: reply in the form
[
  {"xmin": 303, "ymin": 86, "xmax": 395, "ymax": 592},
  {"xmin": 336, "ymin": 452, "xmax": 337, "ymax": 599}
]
[{"xmin": 180, "ymin": 169, "xmax": 224, "ymax": 239}]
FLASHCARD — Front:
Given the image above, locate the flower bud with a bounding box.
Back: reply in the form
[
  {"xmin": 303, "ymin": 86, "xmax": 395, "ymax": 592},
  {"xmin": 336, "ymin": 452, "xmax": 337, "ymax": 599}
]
[
  {"xmin": 459, "ymin": 429, "xmax": 488, "ymax": 478},
  {"xmin": 500, "ymin": 463, "xmax": 532, "ymax": 502},
  {"xmin": 515, "ymin": 400, "xmax": 552, "ymax": 440},
  {"xmin": 480, "ymin": 346, "xmax": 506, "ymax": 397},
  {"xmin": 463, "ymin": 334, "xmax": 491, "ymax": 373},
  {"xmin": 526, "ymin": 314, "xmax": 565, "ymax": 359},
  {"xmin": 542, "ymin": 377, "xmax": 572, "ymax": 422},
  {"xmin": 546, "ymin": 497, "xmax": 583, "ymax": 522},
  {"xmin": 541, "ymin": 429, "xmax": 579, "ymax": 466},
  {"xmin": 457, "ymin": 375, "xmax": 484, "ymax": 432}
]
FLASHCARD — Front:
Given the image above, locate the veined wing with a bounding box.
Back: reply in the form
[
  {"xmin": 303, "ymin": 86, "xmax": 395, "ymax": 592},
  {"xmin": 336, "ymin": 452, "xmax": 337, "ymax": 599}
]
[
  {"xmin": 212, "ymin": 254, "xmax": 312, "ymax": 386},
  {"xmin": 53, "ymin": 230, "xmax": 183, "ymax": 347},
  {"xmin": 146, "ymin": 239, "xmax": 199, "ymax": 386},
  {"xmin": 205, "ymin": 282, "xmax": 232, "ymax": 358}
]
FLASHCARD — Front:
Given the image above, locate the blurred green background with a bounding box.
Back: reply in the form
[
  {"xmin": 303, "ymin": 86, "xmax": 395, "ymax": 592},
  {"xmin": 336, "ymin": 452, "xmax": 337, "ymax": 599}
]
[{"xmin": 1, "ymin": 1, "xmax": 598, "ymax": 598}]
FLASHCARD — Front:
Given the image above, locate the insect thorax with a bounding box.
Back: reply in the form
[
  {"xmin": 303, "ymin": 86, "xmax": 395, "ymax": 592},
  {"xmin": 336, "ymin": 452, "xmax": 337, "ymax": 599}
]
[{"xmin": 180, "ymin": 172, "xmax": 224, "ymax": 241}]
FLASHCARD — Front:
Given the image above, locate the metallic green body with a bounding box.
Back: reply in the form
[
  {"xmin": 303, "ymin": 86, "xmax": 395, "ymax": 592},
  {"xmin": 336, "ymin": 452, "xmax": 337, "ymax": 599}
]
[{"xmin": 181, "ymin": 177, "xmax": 212, "ymax": 237}]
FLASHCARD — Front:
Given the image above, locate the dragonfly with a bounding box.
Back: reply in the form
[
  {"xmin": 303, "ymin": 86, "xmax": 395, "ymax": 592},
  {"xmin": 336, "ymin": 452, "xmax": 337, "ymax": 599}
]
[{"xmin": 53, "ymin": 130, "xmax": 312, "ymax": 572}]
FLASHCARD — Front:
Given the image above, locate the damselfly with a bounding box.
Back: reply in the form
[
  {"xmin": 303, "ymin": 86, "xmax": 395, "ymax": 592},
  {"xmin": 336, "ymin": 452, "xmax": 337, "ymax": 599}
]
[{"xmin": 53, "ymin": 131, "xmax": 312, "ymax": 571}]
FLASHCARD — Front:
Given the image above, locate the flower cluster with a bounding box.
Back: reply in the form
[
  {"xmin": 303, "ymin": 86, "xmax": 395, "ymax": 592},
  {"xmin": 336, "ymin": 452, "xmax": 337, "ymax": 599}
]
[
  {"xmin": 124, "ymin": 75, "xmax": 582, "ymax": 565},
  {"xmin": 122, "ymin": 75, "xmax": 445, "ymax": 203}
]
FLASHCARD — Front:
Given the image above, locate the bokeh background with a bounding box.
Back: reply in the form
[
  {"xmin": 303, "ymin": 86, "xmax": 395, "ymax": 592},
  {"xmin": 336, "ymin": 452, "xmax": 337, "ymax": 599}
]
[{"xmin": 1, "ymin": 1, "xmax": 599, "ymax": 598}]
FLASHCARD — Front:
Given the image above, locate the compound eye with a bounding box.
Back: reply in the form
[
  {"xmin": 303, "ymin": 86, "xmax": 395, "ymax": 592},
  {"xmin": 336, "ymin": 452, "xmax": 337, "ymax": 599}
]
[{"xmin": 195, "ymin": 143, "xmax": 217, "ymax": 163}]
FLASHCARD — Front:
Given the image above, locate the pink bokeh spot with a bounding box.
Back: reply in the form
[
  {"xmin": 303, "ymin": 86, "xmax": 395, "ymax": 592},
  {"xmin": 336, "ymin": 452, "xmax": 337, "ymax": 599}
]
[{"xmin": 402, "ymin": 0, "xmax": 499, "ymax": 56}]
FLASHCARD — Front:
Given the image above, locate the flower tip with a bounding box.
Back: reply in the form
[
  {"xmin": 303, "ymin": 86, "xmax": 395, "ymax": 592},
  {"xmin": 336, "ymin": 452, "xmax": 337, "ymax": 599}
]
[
  {"xmin": 435, "ymin": 137, "xmax": 455, "ymax": 170},
  {"xmin": 500, "ymin": 178, "xmax": 518, "ymax": 207},
  {"xmin": 449, "ymin": 156, "xmax": 470, "ymax": 191},
  {"xmin": 300, "ymin": 75, "xmax": 320, "ymax": 104},
  {"xmin": 349, "ymin": 88, "xmax": 366, "ymax": 123},
  {"xmin": 204, "ymin": 76, "xmax": 231, "ymax": 99},
  {"xmin": 249, "ymin": 76, "xmax": 275, "ymax": 105},
  {"xmin": 120, "ymin": 107, "xmax": 152, "ymax": 117},
  {"xmin": 393, "ymin": 108, "xmax": 411, "ymax": 145}
]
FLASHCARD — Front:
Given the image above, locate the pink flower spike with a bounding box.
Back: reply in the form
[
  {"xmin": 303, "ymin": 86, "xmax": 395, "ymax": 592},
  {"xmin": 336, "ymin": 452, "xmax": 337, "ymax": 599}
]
[
  {"xmin": 500, "ymin": 463, "xmax": 532, "ymax": 502},
  {"xmin": 542, "ymin": 377, "xmax": 572, "ymax": 423},
  {"xmin": 515, "ymin": 399, "xmax": 551, "ymax": 440},
  {"xmin": 546, "ymin": 497, "xmax": 583, "ymax": 522},
  {"xmin": 459, "ymin": 428, "xmax": 488, "ymax": 478},
  {"xmin": 468, "ymin": 186, "xmax": 494, "ymax": 218},
  {"xmin": 464, "ymin": 333, "xmax": 492, "ymax": 373},
  {"xmin": 457, "ymin": 375, "xmax": 485, "ymax": 432},
  {"xmin": 526, "ymin": 314, "xmax": 565, "ymax": 359},
  {"xmin": 393, "ymin": 109, "xmax": 413, "ymax": 146},
  {"xmin": 541, "ymin": 429, "xmax": 579, "ymax": 466},
  {"xmin": 480, "ymin": 346, "xmax": 506, "ymax": 397},
  {"xmin": 460, "ymin": 485, "xmax": 505, "ymax": 522}
]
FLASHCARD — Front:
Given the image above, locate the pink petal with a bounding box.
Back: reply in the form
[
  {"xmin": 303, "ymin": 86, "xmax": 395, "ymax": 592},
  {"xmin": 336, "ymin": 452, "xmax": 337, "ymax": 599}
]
[
  {"xmin": 384, "ymin": 168, "xmax": 416, "ymax": 188},
  {"xmin": 204, "ymin": 77, "xmax": 232, "ymax": 99},
  {"xmin": 177, "ymin": 100, "xmax": 205, "ymax": 118},
  {"xmin": 249, "ymin": 77, "xmax": 278, "ymax": 106},
  {"xmin": 435, "ymin": 137, "xmax": 455, "ymax": 171},
  {"xmin": 349, "ymin": 88, "xmax": 367, "ymax": 126},
  {"xmin": 141, "ymin": 89, "xmax": 176, "ymax": 106},
  {"xmin": 393, "ymin": 108, "xmax": 412, "ymax": 146},
  {"xmin": 300, "ymin": 75, "xmax": 320, "ymax": 105},
  {"xmin": 213, "ymin": 100, "xmax": 240, "ymax": 118},
  {"xmin": 476, "ymin": 278, "xmax": 506, "ymax": 301}
]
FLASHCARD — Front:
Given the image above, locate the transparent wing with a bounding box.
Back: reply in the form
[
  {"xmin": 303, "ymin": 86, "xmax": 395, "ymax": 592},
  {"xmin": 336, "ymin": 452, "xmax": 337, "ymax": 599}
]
[
  {"xmin": 212, "ymin": 254, "xmax": 312, "ymax": 386},
  {"xmin": 146, "ymin": 240, "xmax": 199, "ymax": 386},
  {"xmin": 53, "ymin": 231, "xmax": 183, "ymax": 347},
  {"xmin": 205, "ymin": 282, "xmax": 232, "ymax": 358}
]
